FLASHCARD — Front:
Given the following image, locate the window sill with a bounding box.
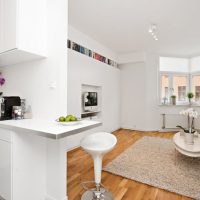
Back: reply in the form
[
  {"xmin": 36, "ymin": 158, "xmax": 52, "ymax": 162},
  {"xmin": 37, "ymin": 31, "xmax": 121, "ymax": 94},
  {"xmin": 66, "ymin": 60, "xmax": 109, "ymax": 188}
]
[{"xmin": 159, "ymin": 104, "xmax": 200, "ymax": 107}]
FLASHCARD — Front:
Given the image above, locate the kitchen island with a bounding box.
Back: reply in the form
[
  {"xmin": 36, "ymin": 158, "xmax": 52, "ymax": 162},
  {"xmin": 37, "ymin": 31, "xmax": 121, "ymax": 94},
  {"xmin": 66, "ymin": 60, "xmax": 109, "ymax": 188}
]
[{"xmin": 0, "ymin": 119, "xmax": 101, "ymax": 200}]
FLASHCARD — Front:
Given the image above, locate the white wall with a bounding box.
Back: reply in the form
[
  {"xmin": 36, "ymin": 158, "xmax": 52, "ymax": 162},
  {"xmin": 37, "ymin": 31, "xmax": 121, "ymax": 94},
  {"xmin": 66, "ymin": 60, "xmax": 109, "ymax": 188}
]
[
  {"xmin": 120, "ymin": 53, "xmax": 160, "ymax": 131},
  {"xmin": 68, "ymin": 26, "xmax": 117, "ymax": 61},
  {"xmin": 159, "ymin": 56, "xmax": 200, "ymax": 73},
  {"xmin": 0, "ymin": 0, "xmax": 68, "ymax": 119},
  {"xmin": 117, "ymin": 52, "xmax": 146, "ymax": 65},
  {"xmin": 120, "ymin": 62, "xmax": 146, "ymax": 130},
  {"xmin": 160, "ymin": 57, "xmax": 189, "ymax": 72},
  {"xmin": 120, "ymin": 53, "xmax": 200, "ymax": 131},
  {"xmin": 190, "ymin": 56, "xmax": 200, "ymax": 72},
  {"xmin": 145, "ymin": 53, "xmax": 161, "ymax": 130},
  {"xmin": 120, "ymin": 53, "xmax": 161, "ymax": 131},
  {"xmin": 66, "ymin": 26, "xmax": 121, "ymax": 150},
  {"xmin": 66, "ymin": 28, "xmax": 200, "ymax": 134}
]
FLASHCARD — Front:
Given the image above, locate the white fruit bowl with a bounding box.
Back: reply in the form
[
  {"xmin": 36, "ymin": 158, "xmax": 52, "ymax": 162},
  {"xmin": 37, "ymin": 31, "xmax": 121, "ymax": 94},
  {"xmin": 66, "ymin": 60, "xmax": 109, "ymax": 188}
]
[{"xmin": 55, "ymin": 119, "xmax": 81, "ymax": 126}]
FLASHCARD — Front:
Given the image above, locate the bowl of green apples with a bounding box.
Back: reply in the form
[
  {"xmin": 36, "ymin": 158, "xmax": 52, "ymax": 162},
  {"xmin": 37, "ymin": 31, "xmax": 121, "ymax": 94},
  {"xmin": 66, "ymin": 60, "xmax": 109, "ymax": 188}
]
[{"xmin": 56, "ymin": 115, "xmax": 81, "ymax": 126}]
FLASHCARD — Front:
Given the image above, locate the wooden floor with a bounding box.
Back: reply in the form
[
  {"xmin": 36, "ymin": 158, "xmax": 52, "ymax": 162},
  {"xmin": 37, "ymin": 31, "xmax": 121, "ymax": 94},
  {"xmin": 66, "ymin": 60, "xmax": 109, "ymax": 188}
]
[{"xmin": 67, "ymin": 129, "xmax": 192, "ymax": 200}]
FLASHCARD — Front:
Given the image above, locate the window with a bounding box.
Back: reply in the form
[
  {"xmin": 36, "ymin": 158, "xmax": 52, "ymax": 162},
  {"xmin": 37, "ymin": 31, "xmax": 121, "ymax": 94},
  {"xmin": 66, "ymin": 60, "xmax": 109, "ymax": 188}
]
[
  {"xmin": 159, "ymin": 56, "xmax": 200, "ymax": 105},
  {"xmin": 173, "ymin": 76, "xmax": 187, "ymax": 102},
  {"xmin": 161, "ymin": 75, "xmax": 169, "ymax": 99},
  {"xmin": 195, "ymin": 86, "xmax": 200, "ymax": 101},
  {"xmin": 192, "ymin": 75, "xmax": 200, "ymax": 102},
  {"xmin": 164, "ymin": 87, "xmax": 168, "ymax": 98},
  {"xmin": 178, "ymin": 86, "xmax": 186, "ymax": 101},
  {"xmin": 160, "ymin": 73, "xmax": 188, "ymax": 104}
]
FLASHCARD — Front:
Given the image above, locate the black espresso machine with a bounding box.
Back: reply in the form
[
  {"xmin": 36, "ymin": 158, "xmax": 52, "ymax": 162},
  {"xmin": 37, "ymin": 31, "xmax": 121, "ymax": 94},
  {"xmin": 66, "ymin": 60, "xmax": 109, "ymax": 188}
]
[{"xmin": 0, "ymin": 96, "xmax": 21, "ymax": 120}]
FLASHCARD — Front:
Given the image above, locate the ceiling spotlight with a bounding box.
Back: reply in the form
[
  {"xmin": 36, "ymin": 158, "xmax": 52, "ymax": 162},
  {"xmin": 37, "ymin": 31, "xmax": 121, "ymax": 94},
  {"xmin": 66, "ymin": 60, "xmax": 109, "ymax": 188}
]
[
  {"xmin": 148, "ymin": 23, "xmax": 158, "ymax": 41},
  {"xmin": 148, "ymin": 28, "xmax": 153, "ymax": 33},
  {"xmin": 151, "ymin": 24, "xmax": 157, "ymax": 31}
]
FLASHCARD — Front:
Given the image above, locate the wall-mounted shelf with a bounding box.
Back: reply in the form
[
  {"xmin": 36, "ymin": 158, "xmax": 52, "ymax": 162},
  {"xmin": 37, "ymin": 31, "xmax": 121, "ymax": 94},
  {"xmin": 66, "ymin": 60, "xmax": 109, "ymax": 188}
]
[
  {"xmin": 159, "ymin": 104, "xmax": 200, "ymax": 107},
  {"xmin": 81, "ymin": 111, "xmax": 101, "ymax": 119},
  {"xmin": 82, "ymin": 111, "xmax": 101, "ymax": 115},
  {"xmin": 68, "ymin": 39, "xmax": 118, "ymax": 68}
]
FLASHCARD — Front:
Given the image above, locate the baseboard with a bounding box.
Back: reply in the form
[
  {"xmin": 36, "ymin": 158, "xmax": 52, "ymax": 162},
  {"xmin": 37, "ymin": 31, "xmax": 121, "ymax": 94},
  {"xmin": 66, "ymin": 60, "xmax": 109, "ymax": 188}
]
[
  {"xmin": 67, "ymin": 145, "xmax": 80, "ymax": 152},
  {"xmin": 120, "ymin": 126, "xmax": 159, "ymax": 132},
  {"xmin": 110, "ymin": 127, "xmax": 121, "ymax": 133},
  {"xmin": 159, "ymin": 128, "xmax": 178, "ymax": 132}
]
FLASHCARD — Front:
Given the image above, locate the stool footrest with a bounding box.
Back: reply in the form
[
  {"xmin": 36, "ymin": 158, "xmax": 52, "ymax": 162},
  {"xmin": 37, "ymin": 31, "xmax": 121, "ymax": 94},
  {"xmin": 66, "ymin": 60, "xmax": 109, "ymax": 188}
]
[
  {"xmin": 81, "ymin": 181, "xmax": 107, "ymax": 192},
  {"xmin": 81, "ymin": 181, "xmax": 114, "ymax": 200}
]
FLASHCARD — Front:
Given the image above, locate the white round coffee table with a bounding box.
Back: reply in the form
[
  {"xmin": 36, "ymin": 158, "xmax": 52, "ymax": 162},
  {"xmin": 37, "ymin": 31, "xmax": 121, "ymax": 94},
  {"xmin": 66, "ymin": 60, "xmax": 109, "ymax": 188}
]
[{"xmin": 173, "ymin": 132, "xmax": 200, "ymax": 157}]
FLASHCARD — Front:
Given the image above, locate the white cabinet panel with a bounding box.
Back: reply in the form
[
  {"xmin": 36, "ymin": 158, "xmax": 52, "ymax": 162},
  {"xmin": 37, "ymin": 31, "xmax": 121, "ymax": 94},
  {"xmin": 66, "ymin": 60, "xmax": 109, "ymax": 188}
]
[
  {"xmin": 0, "ymin": 128, "xmax": 11, "ymax": 142},
  {"xmin": 0, "ymin": 0, "xmax": 17, "ymax": 53},
  {"xmin": 0, "ymin": 140, "xmax": 11, "ymax": 200},
  {"xmin": 0, "ymin": 0, "xmax": 47, "ymax": 67},
  {"xmin": 0, "ymin": 0, "xmax": 3, "ymax": 53}
]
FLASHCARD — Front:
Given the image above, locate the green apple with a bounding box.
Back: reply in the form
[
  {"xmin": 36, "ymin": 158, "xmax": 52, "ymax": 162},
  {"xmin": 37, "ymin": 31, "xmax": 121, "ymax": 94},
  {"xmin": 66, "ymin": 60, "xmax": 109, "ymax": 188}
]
[
  {"xmin": 65, "ymin": 116, "xmax": 71, "ymax": 122},
  {"xmin": 70, "ymin": 116, "xmax": 77, "ymax": 121},
  {"xmin": 66, "ymin": 115, "xmax": 73, "ymax": 118},
  {"xmin": 59, "ymin": 116, "xmax": 65, "ymax": 122}
]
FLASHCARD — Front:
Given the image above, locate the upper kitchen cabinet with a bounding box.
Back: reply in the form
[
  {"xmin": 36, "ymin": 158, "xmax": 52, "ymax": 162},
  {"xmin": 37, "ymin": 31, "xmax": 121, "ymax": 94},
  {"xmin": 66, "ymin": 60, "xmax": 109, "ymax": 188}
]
[{"xmin": 0, "ymin": 0, "xmax": 47, "ymax": 67}]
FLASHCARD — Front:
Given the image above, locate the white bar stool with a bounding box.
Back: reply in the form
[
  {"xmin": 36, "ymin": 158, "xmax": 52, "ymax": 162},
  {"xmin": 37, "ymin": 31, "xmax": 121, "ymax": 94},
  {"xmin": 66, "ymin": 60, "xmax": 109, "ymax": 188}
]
[{"xmin": 80, "ymin": 132, "xmax": 117, "ymax": 200}]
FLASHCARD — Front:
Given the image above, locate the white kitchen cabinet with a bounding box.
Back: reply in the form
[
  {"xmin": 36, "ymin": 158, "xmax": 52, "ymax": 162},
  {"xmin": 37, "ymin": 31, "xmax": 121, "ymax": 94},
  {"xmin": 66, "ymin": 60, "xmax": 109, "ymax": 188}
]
[
  {"xmin": 0, "ymin": 0, "xmax": 47, "ymax": 67},
  {"xmin": 0, "ymin": 139, "xmax": 11, "ymax": 200},
  {"xmin": 0, "ymin": 0, "xmax": 17, "ymax": 54}
]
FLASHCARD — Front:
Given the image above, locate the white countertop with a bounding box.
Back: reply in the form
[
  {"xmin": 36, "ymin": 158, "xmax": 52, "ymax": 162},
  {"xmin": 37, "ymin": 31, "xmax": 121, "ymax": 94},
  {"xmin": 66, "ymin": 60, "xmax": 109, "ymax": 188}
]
[{"xmin": 0, "ymin": 119, "xmax": 102, "ymax": 139}]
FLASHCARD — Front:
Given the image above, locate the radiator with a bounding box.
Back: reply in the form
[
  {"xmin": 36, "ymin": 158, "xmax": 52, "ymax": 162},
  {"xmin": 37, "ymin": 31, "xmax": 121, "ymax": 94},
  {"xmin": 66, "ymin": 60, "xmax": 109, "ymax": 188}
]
[{"xmin": 161, "ymin": 113, "xmax": 188, "ymax": 129}]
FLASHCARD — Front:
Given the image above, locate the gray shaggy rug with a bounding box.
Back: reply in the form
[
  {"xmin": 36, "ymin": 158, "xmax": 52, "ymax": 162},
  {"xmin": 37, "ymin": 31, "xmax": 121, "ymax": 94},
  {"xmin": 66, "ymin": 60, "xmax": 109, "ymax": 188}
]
[{"xmin": 104, "ymin": 136, "xmax": 200, "ymax": 199}]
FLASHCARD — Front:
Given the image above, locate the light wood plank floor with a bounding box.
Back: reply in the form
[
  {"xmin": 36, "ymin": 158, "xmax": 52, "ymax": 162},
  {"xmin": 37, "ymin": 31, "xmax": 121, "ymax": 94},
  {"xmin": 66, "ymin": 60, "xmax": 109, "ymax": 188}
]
[{"xmin": 67, "ymin": 129, "xmax": 192, "ymax": 200}]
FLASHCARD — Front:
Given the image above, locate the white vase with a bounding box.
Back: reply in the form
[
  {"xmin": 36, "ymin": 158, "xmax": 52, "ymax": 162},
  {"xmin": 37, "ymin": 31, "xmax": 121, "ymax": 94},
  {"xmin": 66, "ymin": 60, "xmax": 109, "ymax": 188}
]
[
  {"xmin": 180, "ymin": 130, "xmax": 185, "ymax": 136},
  {"xmin": 194, "ymin": 131, "xmax": 198, "ymax": 138},
  {"xmin": 185, "ymin": 132, "xmax": 194, "ymax": 145}
]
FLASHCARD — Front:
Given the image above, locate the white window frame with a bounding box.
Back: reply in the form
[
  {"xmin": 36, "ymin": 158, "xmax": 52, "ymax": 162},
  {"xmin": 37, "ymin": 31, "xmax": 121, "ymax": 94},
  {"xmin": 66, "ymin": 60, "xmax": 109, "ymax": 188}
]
[
  {"xmin": 159, "ymin": 71, "xmax": 190, "ymax": 105},
  {"xmin": 191, "ymin": 72, "xmax": 200, "ymax": 102}
]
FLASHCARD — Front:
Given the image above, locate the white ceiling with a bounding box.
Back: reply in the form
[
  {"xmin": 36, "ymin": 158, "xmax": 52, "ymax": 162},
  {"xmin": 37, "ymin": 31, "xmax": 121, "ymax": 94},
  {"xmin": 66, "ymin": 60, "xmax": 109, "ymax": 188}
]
[{"xmin": 69, "ymin": 0, "xmax": 200, "ymax": 57}]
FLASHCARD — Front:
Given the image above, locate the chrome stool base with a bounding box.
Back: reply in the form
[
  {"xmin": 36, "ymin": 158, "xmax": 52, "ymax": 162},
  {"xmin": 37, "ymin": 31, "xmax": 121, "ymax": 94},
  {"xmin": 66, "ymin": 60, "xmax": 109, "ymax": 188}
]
[
  {"xmin": 81, "ymin": 181, "xmax": 114, "ymax": 200},
  {"xmin": 81, "ymin": 190, "xmax": 114, "ymax": 200}
]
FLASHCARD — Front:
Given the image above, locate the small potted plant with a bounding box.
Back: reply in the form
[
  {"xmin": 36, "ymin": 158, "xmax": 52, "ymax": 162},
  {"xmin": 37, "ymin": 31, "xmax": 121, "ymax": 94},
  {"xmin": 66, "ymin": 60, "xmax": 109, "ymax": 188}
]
[
  {"xmin": 170, "ymin": 95, "xmax": 176, "ymax": 105},
  {"xmin": 187, "ymin": 92, "xmax": 194, "ymax": 105},
  {"xmin": 177, "ymin": 108, "xmax": 198, "ymax": 145}
]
